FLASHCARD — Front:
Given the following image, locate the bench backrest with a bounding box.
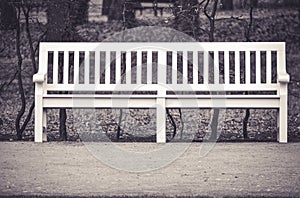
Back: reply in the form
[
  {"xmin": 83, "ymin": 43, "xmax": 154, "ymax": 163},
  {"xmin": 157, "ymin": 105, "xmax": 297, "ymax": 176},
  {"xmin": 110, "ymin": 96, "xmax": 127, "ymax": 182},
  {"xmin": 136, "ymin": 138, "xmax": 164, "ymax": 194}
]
[{"xmin": 38, "ymin": 42, "xmax": 286, "ymax": 96}]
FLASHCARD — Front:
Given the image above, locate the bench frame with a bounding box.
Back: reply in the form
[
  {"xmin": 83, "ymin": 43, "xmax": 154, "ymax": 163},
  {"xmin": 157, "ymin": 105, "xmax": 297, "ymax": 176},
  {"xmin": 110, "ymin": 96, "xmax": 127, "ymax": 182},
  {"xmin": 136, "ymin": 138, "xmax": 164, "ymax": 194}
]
[{"xmin": 33, "ymin": 42, "xmax": 289, "ymax": 143}]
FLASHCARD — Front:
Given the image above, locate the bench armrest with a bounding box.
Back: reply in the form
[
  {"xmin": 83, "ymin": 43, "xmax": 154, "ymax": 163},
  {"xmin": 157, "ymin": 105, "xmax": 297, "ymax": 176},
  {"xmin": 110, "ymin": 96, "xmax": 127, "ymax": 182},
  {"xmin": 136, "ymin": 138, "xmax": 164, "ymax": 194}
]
[
  {"xmin": 278, "ymin": 73, "xmax": 290, "ymax": 83},
  {"xmin": 33, "ymin": 73, "xmax": 46, "ymax": 83}
]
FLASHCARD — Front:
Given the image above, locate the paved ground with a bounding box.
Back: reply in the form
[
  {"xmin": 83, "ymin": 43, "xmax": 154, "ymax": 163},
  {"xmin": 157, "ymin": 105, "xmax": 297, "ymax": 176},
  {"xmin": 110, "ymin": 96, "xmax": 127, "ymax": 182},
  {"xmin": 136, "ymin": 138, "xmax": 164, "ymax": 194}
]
[{"xmin": 0, "ymin": 142, "xmax": 299, "ymax": 197}]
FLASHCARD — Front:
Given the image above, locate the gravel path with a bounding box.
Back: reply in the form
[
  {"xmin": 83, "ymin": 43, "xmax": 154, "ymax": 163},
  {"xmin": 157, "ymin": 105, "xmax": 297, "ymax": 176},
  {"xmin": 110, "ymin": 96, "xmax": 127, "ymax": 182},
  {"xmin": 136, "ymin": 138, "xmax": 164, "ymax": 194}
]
[{"xmin": 0, "ymin": 142, "xmax": 299, "ymax": 197}]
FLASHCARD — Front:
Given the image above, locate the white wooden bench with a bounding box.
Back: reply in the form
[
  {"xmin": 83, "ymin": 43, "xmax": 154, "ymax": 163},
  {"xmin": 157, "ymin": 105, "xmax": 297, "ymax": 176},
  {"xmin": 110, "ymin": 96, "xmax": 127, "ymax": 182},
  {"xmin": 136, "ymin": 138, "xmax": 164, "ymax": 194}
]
[{"xmin": 33, "ymin": 42, "xmax": 289, "ymax": 143}]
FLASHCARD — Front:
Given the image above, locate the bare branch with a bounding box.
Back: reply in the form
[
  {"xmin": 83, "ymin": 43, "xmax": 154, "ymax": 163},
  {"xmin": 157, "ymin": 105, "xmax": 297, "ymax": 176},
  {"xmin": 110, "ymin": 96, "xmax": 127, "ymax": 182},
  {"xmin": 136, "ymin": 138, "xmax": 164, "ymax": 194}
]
[
  {"xmin": 203, "ymin": 0, "xmax": 211, "ymax": 19},
  {"xmin": 0, "ymin": 71, "xmax": 18, "ymax": 96},
  {"xmin": 166, "ymin": 109, "xmax": 177, "ymax": 139}
]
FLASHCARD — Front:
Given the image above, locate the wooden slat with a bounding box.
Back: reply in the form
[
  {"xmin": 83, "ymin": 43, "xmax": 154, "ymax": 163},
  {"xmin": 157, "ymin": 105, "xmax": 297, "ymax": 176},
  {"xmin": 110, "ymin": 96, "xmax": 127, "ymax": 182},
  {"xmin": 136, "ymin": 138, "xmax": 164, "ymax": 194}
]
[
  {"xmin": 235, "ymin": 51, "xmax": 240, "ymax": 84},
  {"xmin": 256, "ymin": 51, "xmax": 261, "ymax": 84},
  {"xmin": 214, "ymin": 51, "xmax": 219, "ymax": 84},
  {"xmin": 193, "ymin": 51, "xmax": 198, "ymax": 84},
  {"xmin": 147, "ymin": 51, "xmax": 152, "ymax": 84},
  {"xmin": 115, "ymin": 51, "xmax": 121, "ymax": 84},
  {"xmin": 126, "ymin": 51, "xmax": 131, "ymax": 84},
  {"xmin": 203, "ymin": 51, "xmax": 209, "ymax": 84},
  {"xmin": 63, "ymin": 51, "xmax": 69, "ymax": 84},
  {"xmin": 158, "ymin": 51, "xmax": 167, "ymax": 84},
  {"xmin": 53, "ymin": 51, "xmax": 58, "ymax": 84},
  {"xmin": 245, "ymin": 51, "xmax": 251, "ymax": 84},
  {"xmin": 84, "ymin": 51, "xmax": 89, "ymax": 84},
  {"xmin": 182, "ymin": 51, "xmax": 188, "ymax": 84},
  {"xmin": 105, "ymin": 51, "xmax": 110, "ymax": 84},
  {"xmin": 74, "ymin": 51, "xmax": 79, "ymax": 84},
  {"xmin": 39, "ymin": 42, "xmax": 285, "ymax": 52},
  {"xmin": 44, "ymin": 94, "xmax": 279, "ymax": 99},
  {"xmin": 266, "ymin": 50, "xmax": 272, "ymax": 84},
  {"xmin": 95, "ymin": 51, "xmax": 100, "ymax": 84},
  {"xmin": 172, "ymin": 51, "xmax": 177, "ymax": 84},
  {"xmin": 136, "ymin": 50, "xmax": 142, "ymax": 84},
  {"xmin": 45, "ymin": 83, "xmax": 279, "ymax": 92},
  {"xmin": 224, "ymin": 51, "xmax": 229, "ymax": 84}
]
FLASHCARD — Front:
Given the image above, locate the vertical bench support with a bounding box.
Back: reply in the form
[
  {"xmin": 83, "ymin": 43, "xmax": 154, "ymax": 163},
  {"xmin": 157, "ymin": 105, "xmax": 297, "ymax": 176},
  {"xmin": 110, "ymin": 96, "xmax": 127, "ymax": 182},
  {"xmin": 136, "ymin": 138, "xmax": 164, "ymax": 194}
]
[
  {"xmin": 277, "ymin": 43, "xmax": 289, "ymax": 143},
  {"xmin": 279, "ymin": 83, "xmax": 288, "ymax": 143},
  {"xmin": 34, "ymin": 43, "xmax": 46, "ymax": 143},
  {"xmin": 156, "ymin": 96, "xmax": 166, "ymax": 143},
  {"xmin": 34, "ymin": 83, "xmax": 44, "ymax": 142},
  {"xmin": 156, "ymin": 50, "xmax": 167, "ymax": 143}
]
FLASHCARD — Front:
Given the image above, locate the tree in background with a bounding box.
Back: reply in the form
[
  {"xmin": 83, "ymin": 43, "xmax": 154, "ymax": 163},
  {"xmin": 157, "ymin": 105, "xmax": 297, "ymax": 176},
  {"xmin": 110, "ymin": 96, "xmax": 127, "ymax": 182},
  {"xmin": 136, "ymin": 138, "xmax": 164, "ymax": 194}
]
[
  {"xmin": 173, "ymin": 0, "xmax": 199, "ymax": 38},
  {"xmin": 107, "ymin": 0, "xmax": 124, "ymax": 20},
  {"xmin": 0, "ymin": 0, "xmax": 17, "ymax": 30},
  {"xmin": 47, "ymin": 0, "xmax": 86, "ymax": 141},
  {"xmin": 105, "ymin": 0, "xmax": 136, "ymax": 29},
  {"xmin": 70, "ymin": 0, "xmax": 89, "ymax": 26},
  {"xmin": 221, "ymin": 0, "xmax": 233, "ymax": 10},
  {"xmin": 11, "ymin": 0, "xmax": 46, "ymax": 140}
]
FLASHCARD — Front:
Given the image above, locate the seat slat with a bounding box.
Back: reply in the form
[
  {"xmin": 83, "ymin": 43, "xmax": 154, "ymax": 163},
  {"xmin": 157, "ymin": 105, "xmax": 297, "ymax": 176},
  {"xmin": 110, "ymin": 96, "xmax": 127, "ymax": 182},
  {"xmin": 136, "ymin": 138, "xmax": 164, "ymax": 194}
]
[{"xmin": 43, "ymin": 94, "xmax": 279, "ymax": 99}]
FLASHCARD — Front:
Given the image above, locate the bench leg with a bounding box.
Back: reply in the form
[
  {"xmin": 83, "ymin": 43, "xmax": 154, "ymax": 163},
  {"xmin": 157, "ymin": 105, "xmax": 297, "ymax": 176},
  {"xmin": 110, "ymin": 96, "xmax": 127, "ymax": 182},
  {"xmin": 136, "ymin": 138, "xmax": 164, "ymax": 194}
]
[
  {"xmin": 34, "ymin": 99, "xmax": 43, "ymax": 142},
  {"xmin": 157, "ymin": 98, "xmax": 166, "ymax": 143},
  {"xmin": 34, "ymin": 83, "xmax": 43, "ymax": 143},
  {"xmin": 42, "ymin": 110, "xmax": 47, "ymax": 141},
  {"xmin": 277, "ymin": 109, "xmax": 280, "ymax": 142},
  {"xmin": 279, "ymin": 87, "xmax": 288, "ymax": 143}
]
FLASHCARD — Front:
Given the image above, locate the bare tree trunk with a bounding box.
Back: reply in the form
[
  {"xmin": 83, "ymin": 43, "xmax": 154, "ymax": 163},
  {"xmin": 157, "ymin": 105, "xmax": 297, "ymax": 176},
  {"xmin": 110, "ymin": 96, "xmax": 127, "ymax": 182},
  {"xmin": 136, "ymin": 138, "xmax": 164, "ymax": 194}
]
[
  {"xmin": 123, "ymin": 0, "xmax": 136, "ymax": 28},
  {"xmin": 298, "ymin": 0, "xmax": 300, "ymax": 22},
  {"xmin": 15, "ymin": 6, "xmax": 24, "ymax": 140},
  {"xmin": 0, "ymin": 0, "xmax": 17, "ymax": 30},
  {"xmin": 204, "ymin": 0, "xmax": 219, "ymax": 141},
  {"xmin": 243, "ymin": 109, "xmax": 250, "ymax": 140},
  {"xmin": 14, "ymin": 1, "xmax": 44, "ymax": 140},
  {"xmin": 221, "ymin": 0, "xmax": 233, "ymax": 10},
  {"xmin": 108, "ymin": 0, "xmax": 124, "ymax": 20},
  {"xmin": 46, "ymin": 0, "xmax": 75, "ymax": 141},
  {"xmin": 69, "ymin": 0, "xmax": 89, "ymax": 26},
  {"xmin": 166, "ymin": 109, "xmax": 177, "ymax": 139},
  {"xmin": 173, "ymin": 0, "xmax": 199, "ymax": 37},
  {"xmin": 102, "ymin": 0, "xmax": 112, "ymax": 15},
  {"xmin": 117, "ymin": 109, "xmax": 123, "ymax": 141},
  {"xmin": 242, "ymin": 1, "xmax": 254, "ymax": 140}
]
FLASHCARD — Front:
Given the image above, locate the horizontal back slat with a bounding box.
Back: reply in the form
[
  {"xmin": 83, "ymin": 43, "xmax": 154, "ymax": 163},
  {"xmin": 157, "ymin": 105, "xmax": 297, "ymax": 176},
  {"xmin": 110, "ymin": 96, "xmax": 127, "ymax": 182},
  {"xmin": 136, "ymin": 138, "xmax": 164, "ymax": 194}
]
[
  {"xmin": 39, "ymin": 42, "xmax": 285, "ymax": 52},
  {"xmin": 45, "ymin": 84, "xmax": 279, "ymax": 92}
]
